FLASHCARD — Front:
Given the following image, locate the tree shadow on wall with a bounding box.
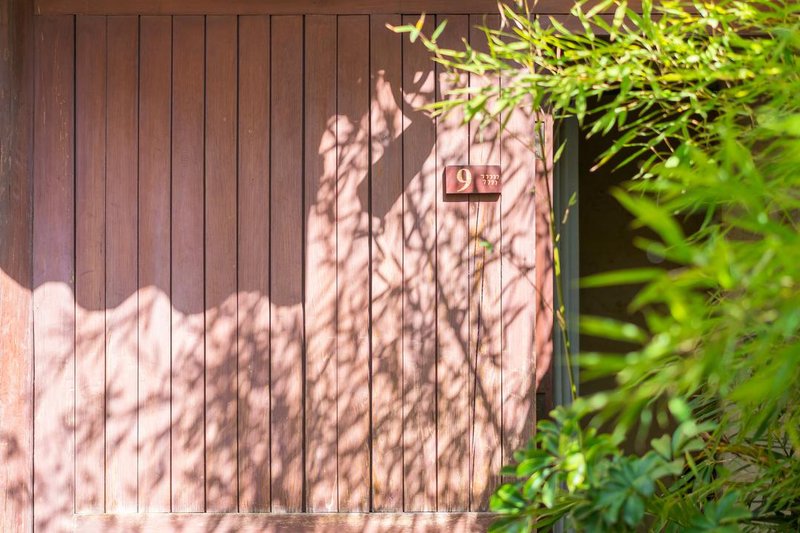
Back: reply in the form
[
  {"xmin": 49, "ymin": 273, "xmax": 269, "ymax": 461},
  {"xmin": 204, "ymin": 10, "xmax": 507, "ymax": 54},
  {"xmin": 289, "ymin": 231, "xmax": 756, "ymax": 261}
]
[{"xmin": 17, "ymin": 18, "xmax": 551, "ymax": 531}]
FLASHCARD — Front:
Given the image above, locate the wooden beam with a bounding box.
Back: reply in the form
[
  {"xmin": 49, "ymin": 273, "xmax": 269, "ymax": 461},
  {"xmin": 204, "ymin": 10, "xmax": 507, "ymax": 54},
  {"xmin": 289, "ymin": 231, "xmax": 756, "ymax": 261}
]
[
  {"xmin": 534, "ymin": 115, "xmax": 556, "ymax": 414},
  {"xmin": 32, "ymin": 14, "xmax": 75, "ymax": 532},
  {"xmin": 35, "ymin": 0, "xmax": 643, "ymax": 16},
  {"xmin": 270, "ymin": 15, "xmax": 305, "ymax": 513},
  {"xmin": 36, "ymin": 0, "xmax": 498, "ymax": 15},
  {"xmin": 0, "ymin": 0, "xmax": 34, "ymax": 531},
  {"xmin": 74, "ymin": 512, "xmax": 497, "ymax": 532}
]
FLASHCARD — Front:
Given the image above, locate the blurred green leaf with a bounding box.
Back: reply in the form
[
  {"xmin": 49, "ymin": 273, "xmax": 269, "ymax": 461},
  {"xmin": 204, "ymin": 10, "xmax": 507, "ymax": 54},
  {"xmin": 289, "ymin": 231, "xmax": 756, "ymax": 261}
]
[
  {"xmin": 431, "ymin": 19, "xmax": 447, "ymax": 42},
  {"xmin": 580, "ymin": 316, "xmax": 647, "ymax": 344},
  {"xmin": 581, "ymin": 268, "xmax": 664, "ymax": 288}
]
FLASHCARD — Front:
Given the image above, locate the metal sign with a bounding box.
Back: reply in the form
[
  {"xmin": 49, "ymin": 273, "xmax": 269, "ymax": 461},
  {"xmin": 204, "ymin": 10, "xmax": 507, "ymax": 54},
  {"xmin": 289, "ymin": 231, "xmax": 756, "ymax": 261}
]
[{"xmin": 444, "ymin": 165, "xmax": 502, "ymax": 195}]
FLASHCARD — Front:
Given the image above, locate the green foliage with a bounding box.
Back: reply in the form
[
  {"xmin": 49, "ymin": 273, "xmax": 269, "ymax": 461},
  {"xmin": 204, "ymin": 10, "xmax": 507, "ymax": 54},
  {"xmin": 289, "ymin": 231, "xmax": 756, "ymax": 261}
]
[
  {"xmin": 394, "ymin": 0, "xmax": 800, "ymax": 530},
  {"xmin": 489, "ymin": 407, "xmax": 691, "ymax": 532}
]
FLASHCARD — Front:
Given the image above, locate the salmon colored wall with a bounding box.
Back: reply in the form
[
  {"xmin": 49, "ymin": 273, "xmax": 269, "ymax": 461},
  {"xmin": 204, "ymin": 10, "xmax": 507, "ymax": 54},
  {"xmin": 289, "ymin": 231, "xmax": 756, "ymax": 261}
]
[{"xmin": 10, "ymin": 12, "xmax": 553, "ymax": 531}]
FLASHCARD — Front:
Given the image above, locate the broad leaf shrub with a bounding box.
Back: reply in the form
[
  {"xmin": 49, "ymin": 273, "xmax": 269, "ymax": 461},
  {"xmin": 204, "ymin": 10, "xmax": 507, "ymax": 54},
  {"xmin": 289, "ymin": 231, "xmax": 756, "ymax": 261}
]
[{"xmin": 394, "ymin": 1, "xmax": 800, "ymax": 530}]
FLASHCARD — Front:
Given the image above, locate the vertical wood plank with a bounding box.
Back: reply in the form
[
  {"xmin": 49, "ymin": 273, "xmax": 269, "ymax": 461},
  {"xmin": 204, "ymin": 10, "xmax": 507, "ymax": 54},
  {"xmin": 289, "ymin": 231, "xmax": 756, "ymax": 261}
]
[
  {"xmin": 468, "ymin": 14, "xmax": 502, "ymax": 511},
  {"xmin": 0, "ymin": 0, "xmax": 34, "ymax": 529},
  {"xmin": 401, "ymin": 14, "xmax": 437, "ymax": 512},
  {"xmin": 205, "ymin": 14, "xmax": 238, "ymax": 512},
  {"xmin": 238, "ymin": 14, "xmax": 271, "ymax": 513},
  {"xmin": 501, "ymin": 102, "xmax": 538, "ymax": 471},
  {"xmin": 138, "ymin": 14, "xmax": 172, "ymax": 512},
  {"xmin": 75, "ymin": 14, "xmax": 106, "ymax": 514},
  {"xmin": 105, "ymin": 15, "xmax": 139, "ymax": 513},
  {"xmin": 336, "ymin": 14, "xmax": 371, "ymax": 512},
  {"xmin": 534, "ymin": 114, "xmax": 555, "ymax": 412},
  {"xmin": 171, "ymin": 15, "xmax": 205, "ymax": 512},
  {"xmin": 32, "ymin": 14, "xmax": 74, "ymax": 531},
  {"xmin": 303, "ymin": 14, "xmax": 337, "ymax": 513},
  {"xmin": 270, "ymin": 15, "xmax": 304, "ymax": 513},
  {"xmin": 434, "ymin": 14, "xmax": 471, "ymax": 512},
  {"xmin": 369, "ymin": 13, "xmax": 404, "ymax": 513}
]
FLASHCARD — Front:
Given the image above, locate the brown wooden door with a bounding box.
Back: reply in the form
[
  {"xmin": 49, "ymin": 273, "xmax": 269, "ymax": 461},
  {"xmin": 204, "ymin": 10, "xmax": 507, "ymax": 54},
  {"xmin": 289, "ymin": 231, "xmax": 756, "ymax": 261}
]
[{"xmin": 31, "ymin": 8, "xmax": 553, "ymax": 532}]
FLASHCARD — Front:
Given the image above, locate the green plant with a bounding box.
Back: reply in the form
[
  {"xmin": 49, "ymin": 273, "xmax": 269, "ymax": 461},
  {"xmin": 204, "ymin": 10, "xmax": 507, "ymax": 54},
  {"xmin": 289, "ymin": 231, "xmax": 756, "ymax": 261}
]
[{"xmin": 394, "ymin": 1, "xmax": 800, "ymax": 530}]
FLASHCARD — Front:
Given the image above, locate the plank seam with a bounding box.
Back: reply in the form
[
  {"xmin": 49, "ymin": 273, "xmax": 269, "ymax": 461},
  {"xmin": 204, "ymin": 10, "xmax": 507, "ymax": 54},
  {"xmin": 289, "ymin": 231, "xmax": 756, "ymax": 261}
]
[
  {"xmin": 135, "ymin": 13, "xmax": 141, "ymax": 513},
  {"xmin": 497, "ymin": 70, "xmax": 504, "ymax": 490},
  {"xmin": 366, "ymin": 12, "xmax": 373, "ymax": 514},
  {"xmin": 168, "ymin": 13, "xmax": 174, "ymax": 514},
  {"xmin": 433, "ymin": 13, "xmax": 439, "ymax": 511},
  {"xmin": 202, "ymin": 13, "xmax": 208, "ymax": 513},
  {"xmin": 267, "ymin": 13, "xmax": 273, "ymax": 513},
  {"xmin": 29, "ymin": 12, "xmax": 37, "ymax": 532},
  {"xmin": 72, "ymin": 11, "xmax": 78, "ymax": 518},
  {"xmin": 399, "ymin": 16, "xmax": 408, "ymax": 511},
  {"xmin": 102, "ymin": 13, "xmax": 108, "ymax": 514},
  {"xmin": 235, "ymin": 13, "xmax": 241, "ymax": 513},
  {"xmin": 301, "ymin": 13, "xmax": 308, "ymax": 514},
  {"xmin": 333, "ymin": 13, "xmax": 340, "ymax": 512}
]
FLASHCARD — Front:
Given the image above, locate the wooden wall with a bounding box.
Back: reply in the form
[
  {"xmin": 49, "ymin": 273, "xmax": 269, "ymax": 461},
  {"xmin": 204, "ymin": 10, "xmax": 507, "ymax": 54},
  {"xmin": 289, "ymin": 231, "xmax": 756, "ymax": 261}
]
[
  {"xmin": 18, "ymin": 10, "xmax": 552, "ymax": 529},
  {"xmin": 0, "ymin": 0, "xmax": 34, "ymax": 531}
]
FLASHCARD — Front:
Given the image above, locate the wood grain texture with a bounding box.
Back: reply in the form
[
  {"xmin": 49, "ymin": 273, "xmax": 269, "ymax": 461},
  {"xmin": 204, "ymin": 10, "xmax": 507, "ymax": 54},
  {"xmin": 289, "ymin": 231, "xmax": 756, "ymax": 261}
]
[
  {"xmin": 32, "ymin": 15, "xmax": 74, "ymax": 532},
  {"xmin": 22, "ymin": 10, "xmax": 556, "ymax": 522},
  {"xmin": 401, "ymin": 14, "xmax": 437, "ymax": 512},
  {"xmin": 467, "ymin": 14, "xmax": 502, "ymax": 512},
  {"xmin": 105, "ymin": 15, "xmax": 139, "ymax": 513},
  {"xmin": 0, "ymin": 0, "xmax": 34, "ymax": 530},
  {"xmin": 204, "ymin": 14, "xmax": 238, "ymax": 512},
  {"xmin": 138, "ymin": 15, "xmax": 172, "ymax": 512},
  {"xmin": 466, "ymin": 180, "xmax": 503, "ymax": 510},
  {"xmin": 75, "ymin": 512, "xmax": 497, "ymax": 532},
  {"xmin": 237, "ymin": 14, "xmax": 271, "ymax": 513},
  {"xmin": 336, "ymin": 15, "xmax": 371, "ymax": 512},
  {"xmin": 369, "ymin": 13, "xmax": 404, "ymax": 512},
  {"xmin": 434, "ymin": 14, "xmax": 471, "ymax": 513},
  {"xmin": 74, "ymin": 14, "xmax": 106, "ymax": 514},
  {"xmin": 270, "ymin": 15, "xmax": 305, "ymax": 513},
  {"xmin": 303, "ymin": 14, "xmax": 338, "ymax": 513},
  {"xmin": 500, "ymin": 102, "xmax": 537, "ymax": 471},
  {"xmin": 171, "ymin": 15, "xmax": 205, "ymax": 512}
]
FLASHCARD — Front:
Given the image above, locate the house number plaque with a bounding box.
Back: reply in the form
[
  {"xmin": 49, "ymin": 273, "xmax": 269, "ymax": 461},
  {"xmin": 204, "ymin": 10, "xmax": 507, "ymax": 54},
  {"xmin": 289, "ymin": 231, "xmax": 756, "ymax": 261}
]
[{"xmin": 444, "ymin": 165, "xmax": 502, "ymax": 195}]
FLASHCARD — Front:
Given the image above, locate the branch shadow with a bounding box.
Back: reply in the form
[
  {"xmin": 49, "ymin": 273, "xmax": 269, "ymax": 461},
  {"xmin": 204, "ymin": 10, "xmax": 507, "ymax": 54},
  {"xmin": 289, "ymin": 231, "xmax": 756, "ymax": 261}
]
[{"xmin": 17, "ymin": 16, "xmax": 549, "ymax": 530}]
